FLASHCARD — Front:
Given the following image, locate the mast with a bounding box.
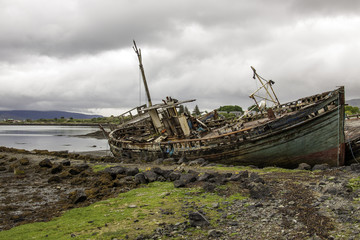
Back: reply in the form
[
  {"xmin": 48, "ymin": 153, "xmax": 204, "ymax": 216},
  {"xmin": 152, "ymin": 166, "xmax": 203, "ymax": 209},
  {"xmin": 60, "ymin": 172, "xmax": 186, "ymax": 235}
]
[
  {"xmin": 249, "ymin": 66, "xmax": 280, "ymax": 107},
  {"xmin": 133, "ymin": 40, "xmax": 152, "ymax": 107}
]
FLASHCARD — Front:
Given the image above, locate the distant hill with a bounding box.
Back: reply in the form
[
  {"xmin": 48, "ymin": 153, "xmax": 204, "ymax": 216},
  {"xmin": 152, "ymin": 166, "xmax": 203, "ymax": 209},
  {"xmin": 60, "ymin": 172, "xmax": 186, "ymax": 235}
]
[
  {"xmin": 0, "ymin": 110, "xmax": 103, "ymax": 121},
  {"xmin": 346, "ymin": 99, "xmax": 360, "ymax": 108}
]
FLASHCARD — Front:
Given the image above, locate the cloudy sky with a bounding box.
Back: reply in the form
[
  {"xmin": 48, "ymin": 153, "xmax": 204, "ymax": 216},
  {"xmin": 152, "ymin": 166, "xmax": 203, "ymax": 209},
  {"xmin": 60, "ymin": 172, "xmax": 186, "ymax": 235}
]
[{"xmin": 1, "ymin": 0, "xmax": 360, "ymax": 116}]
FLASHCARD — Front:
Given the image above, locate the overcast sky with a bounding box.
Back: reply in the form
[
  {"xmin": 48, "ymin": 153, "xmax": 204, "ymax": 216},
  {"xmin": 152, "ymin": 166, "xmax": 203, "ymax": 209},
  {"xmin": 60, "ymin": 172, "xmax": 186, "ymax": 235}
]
[{"xmin": 1, "ymin": 0, "xmax": 360, "ymax": 116}]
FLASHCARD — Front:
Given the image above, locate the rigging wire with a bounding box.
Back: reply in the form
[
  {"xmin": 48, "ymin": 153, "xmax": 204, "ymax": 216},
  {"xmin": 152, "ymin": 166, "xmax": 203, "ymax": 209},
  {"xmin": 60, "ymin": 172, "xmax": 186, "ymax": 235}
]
[{"xmin": 139, "ymin": 67, "xmax": 142, "ymax": 105}]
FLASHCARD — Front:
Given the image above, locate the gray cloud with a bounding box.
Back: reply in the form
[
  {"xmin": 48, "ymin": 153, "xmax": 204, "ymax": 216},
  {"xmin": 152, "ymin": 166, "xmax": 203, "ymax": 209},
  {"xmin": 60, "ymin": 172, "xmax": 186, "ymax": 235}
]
[{"xmin": 0, "ymin": 0, "xmax": 360, "ymax": 116}]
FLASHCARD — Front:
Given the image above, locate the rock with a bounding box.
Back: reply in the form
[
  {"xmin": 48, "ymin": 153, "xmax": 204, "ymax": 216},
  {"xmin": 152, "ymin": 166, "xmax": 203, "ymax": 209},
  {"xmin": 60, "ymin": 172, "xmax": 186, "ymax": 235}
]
[
  {"xmin": 173, "ymin": 179, "xmax": 186, "ymax": 188},
  {"xmin": 198, "ymin": 172, "xmax": 213, "ymax": 182},
  {"xmin": 203, "ymin": 182, "xmax": 216, "ymax": 192},
  {"xmin": 188, "ymin": 211, "xmax": 210, "ymax": 227},
  {"xmin": 134, "ymin": 173, "xmax": 147, "ymax": 184},
  {"xmin": 188, "ymin": 158, "xmax": 206, "ymax": 166},
  {"xmin": 248, "ymin": 182, "xmax": 271, "ymax": 199},
  {"xmin": 69, "ymin": 189, "xmax": 87, "ymax": 204},
  {"xmin": 208, "ymin": 173, "xmax": 227, "ymax": 184},
  {"xmin": 154, "ymin": 158, "xmax": 164, "ymax": 164},
  {"xmin": 69, "ymin": 168, "xmax": 81, "ymax": 175},
  {"xmin": 39, "ymin": 159, "xmax": 53, "ymax": 168},
  {"xmin": 249, "ymin": 172, "xmax": 265, "ymax": 184},
  {"xmin": 350, "ymin": 163, "xmax": 360, "ymax": 172},
  {"xmin": 104, "ymin": 166, "xmax": 126, "ymax": 178},
  {"xmin": 73, "ymin": 163, "xmax": 89, "ymax": 172},
  {"xmin": 297, "ymin": 163, "xmax": 311, "ymax": 170},
  {"xmin": 179, "ymin": 173, "xmax": 197, "ymax": 184},
  {"xmin": 324, "ymin": 186, "xmax": 338, "ymax": 195},
  {"xmin": 51, "ymin": 164, "xmax": 63, "ymax": 174},
  {"xmin": 312, "ymin": 164, "xmax": 330, "ymax": 171},
  {"xmin": 62, "ymin": 159, "xmax": 71, "ymax": 166},
  {"xmin": 19, "ymin": 158, "xmax": 30, "ymax": 166},
  {"xmin": 163, "ymin": 158, "xmax": 175, "ymax": 165},
  {"xmin": 143, "ymin": 170, "xmax": 159, "ymax": 182},
  {"xmin": 48, "ymin": 176, "xmax": 61, "ymax": 183},
  {"xmin": 228, "ymin": 171, "xmax": 248, "ymax": 181},
  {"xmin": 168, "ymin": 171, "xmax": 181, "ymax": 181},
  {"xmin": 151, "ymin": 167, "xmax": 170, "ymax": 179},
  {"xmin": 125, "ymin": 167, "xmax": 139, "ymax": 176},
  {"xmin": 177, "ymin": 156, "xmax": 188, "ymax": 164},
  {"xmin": 208, "ymin": 229, "xmax": 223, "ymax": 238}
]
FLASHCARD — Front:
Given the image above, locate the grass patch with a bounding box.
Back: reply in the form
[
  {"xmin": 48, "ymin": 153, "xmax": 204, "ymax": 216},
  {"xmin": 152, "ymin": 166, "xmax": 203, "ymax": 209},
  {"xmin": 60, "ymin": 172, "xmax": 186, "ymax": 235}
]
[
  {"xmin": 348, "ymin": 176, "xmax": 360, "ymax": 191},
  {"xmin": 91, "ymin": 164, "xmax": 112, "ymax": 172},
  {"xmin": 0, "ymin": 182, "xmax": 247, "ymax": 240}
]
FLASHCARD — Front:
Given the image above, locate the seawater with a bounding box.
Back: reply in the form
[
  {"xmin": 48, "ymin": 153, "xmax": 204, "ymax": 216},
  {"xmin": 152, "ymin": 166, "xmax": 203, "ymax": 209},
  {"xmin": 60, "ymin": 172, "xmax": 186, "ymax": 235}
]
[{"xmin": 0, "ymin": 125, "xmax": 109, "ymax": 152}]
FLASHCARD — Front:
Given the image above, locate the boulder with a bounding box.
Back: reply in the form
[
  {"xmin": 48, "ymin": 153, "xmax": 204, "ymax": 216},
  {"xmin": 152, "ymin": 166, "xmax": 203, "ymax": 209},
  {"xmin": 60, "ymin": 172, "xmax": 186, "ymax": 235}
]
[
  {"xmin": 248, "ymin": 182, "xmax": 271, "ymax": 199},
  {"xmin": 249, "ymin": 172, "xmax": 265, "ymax": 184},
  {"xmin": 188, "ymin": 211, "xmax": 210, "ymax": 227},
  {"xmin": 48, "ymin": 176, "xmax": 61, "ymax": 183},
  {"xmin": 177, "ymin": 156, "xmax": 188, "ymax": 164},
  {"xmin": 69, "ymin": 189, "xmax": 87, "ymax": 204},
  {"xmin": 173, "ymin": 179, "xmax": 186, "ymax": 188},
  {"xmin": 208, "ymin": 229, "xmax": 223, "ymax": 238},
  {"xmin": 179, "ymin": 173, "xmax": 197, "ymax": 184},
  {"xmin": 134, "ymin": 173, "xmax": 147, "ymax": 184},
  {"xmin": 197, "ymin": 172, "xmax": 213, "ymax": 182},
  {"xmin": 312, "ymin": 164, "xmax": 330, "ymax": 171},
  {"xmin": 104, "ymin": 166, "xmax": 126, "ymax": 178},
  {"xmin": 69, "ymin": 168, "xmax": 81, "ymax": 175},
  {"xmin": 19, "ymin": 158, "xmax": 30, "ymax": 166},
  {"xmin": 73, "ymin": 163, "xmax": 89, "ymax": 172},
  {"xmin": 39, "ymin": 159, "xmax": 53, "ymax": 168},
  {"xmin": 51, "ymin": 164, "xmax": 63, "ymax": 174},
  {"xmin": 202, "ymin": 182, "xmax": 216, "ymax": 192},
  {"xmin": 228, "ymin": 171, "xmax": 249, "ymax": 181},
  {"xmin": 168, "ymin": 171, "xmax": 181, "ymax": 181},
  {"xmin": 154, "ymin": 158, "xmax": 164, "ymax": 164},
  {"xmin": 350, "ymin": 163, "xmax": 360, "ymax": 172},
  {"xmin": 297, "ymin": 163, "xmax": 311, "ymax": 170},
  {"xmin": 152, "ymin": 167, "xmax": 171, "ymax": 179},
  {"xmin": 188, "ymin": 158, "xmax": 206, "ymax": 166},
  {"xmin": 143, "ymin": 170, "xmax": 159, "ymax": 182},
  {"xmin": 163, "ymin": 158, "xmax": 176, "ymax": 165},
  {"xmin": 125, "ymin": 167, "xmax": 139, "ymax": 176},
  {"xmin": 62, "ymin": 159, "xmax": 71, "ymax": 166}
]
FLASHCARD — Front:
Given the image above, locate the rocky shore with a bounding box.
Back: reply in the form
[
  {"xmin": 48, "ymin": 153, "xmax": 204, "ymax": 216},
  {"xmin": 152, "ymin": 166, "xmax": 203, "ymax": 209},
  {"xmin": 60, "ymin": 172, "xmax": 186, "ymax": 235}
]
[{"xmin": 0, "ymin": 147, "xmax": 360, "ymax": 239}]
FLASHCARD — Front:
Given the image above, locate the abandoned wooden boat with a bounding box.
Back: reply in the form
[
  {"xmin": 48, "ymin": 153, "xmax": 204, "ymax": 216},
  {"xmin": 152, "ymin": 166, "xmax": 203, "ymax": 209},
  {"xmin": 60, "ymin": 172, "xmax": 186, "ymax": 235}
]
[{"xmin": 107, "ymin": 42, "xmax": 346, "ymax": 168}]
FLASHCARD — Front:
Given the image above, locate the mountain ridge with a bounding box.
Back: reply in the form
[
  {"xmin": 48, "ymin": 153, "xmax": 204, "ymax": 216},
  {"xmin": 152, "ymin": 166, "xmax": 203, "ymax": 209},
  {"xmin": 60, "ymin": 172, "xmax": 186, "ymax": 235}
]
[
  {"xmin": 346, "ymin": 98, "xmax": 360, "ymax": 108},
  {"xmin": 0, "ymin": 110, "xmax": 103, "ymax": 120}
]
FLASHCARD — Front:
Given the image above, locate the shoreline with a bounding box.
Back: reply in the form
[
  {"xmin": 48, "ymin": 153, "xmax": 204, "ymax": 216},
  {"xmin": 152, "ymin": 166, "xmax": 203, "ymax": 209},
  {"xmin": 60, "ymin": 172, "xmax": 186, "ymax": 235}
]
[{"xmin": 0, "ymin": 122, "xmax": 104, "ymax": 126}]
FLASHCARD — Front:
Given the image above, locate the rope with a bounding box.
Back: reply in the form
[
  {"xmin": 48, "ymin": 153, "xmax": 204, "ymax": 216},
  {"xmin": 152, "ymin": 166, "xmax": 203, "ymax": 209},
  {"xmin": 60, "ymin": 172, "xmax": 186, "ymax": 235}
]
[
  {"xmin": 337, "ymin": 95, "xmax": 340, "ymax": 165},
  {"xmin": 139, "ymin": 68, "xmax": 142, "ymax": 105},
  {"xmin": 347, "ymin": 137, "xmax": 359, "ymax": 163}
]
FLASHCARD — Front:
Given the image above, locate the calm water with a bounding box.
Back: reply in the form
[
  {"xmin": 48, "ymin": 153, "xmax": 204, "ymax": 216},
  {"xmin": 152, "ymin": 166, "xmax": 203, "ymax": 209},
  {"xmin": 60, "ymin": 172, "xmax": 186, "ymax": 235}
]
[{"xmin": 0, "ymin": 125, "xmax": 109, "ymax": 152}]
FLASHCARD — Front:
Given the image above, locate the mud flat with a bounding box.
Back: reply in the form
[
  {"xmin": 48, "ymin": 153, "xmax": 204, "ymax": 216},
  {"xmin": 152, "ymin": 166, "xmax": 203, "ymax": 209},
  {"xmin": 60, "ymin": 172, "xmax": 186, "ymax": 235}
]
[{"xmin": 0, "ymin": 146, "xmax": 360, "ymax": 239}]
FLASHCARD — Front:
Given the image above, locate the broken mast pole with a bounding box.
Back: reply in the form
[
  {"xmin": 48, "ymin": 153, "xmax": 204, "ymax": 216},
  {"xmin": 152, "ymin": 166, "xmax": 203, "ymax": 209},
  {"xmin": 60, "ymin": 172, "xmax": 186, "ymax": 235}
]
[{"xmin": 133, "ymin": 40, "xmax": 152, "ymax": 107}]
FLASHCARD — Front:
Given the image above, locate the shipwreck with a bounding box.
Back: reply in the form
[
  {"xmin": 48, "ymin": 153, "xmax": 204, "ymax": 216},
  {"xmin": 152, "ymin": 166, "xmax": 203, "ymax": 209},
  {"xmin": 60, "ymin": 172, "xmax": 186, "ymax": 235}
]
[{"xmin": 107, "ymin": 41, "xmax": 346, "ymax": 168}]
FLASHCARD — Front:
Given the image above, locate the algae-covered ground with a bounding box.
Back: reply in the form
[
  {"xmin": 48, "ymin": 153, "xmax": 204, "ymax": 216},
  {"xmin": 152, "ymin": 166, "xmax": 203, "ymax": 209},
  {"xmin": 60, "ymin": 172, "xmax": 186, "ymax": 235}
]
[
  {"xmin": 1, "ymin": 148, "xmax": 360, "ymax": 239},
  {"xmin": 1, "ymin": 182, "xmax": 247, "ymax": 239}
]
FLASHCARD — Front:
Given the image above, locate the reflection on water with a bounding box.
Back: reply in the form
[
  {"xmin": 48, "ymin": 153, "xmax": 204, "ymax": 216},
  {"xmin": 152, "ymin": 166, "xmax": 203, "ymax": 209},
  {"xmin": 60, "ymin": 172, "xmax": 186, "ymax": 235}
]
[{"xmin": 0, "ymin": 125, "xmax": 109, "ymax": 152}]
